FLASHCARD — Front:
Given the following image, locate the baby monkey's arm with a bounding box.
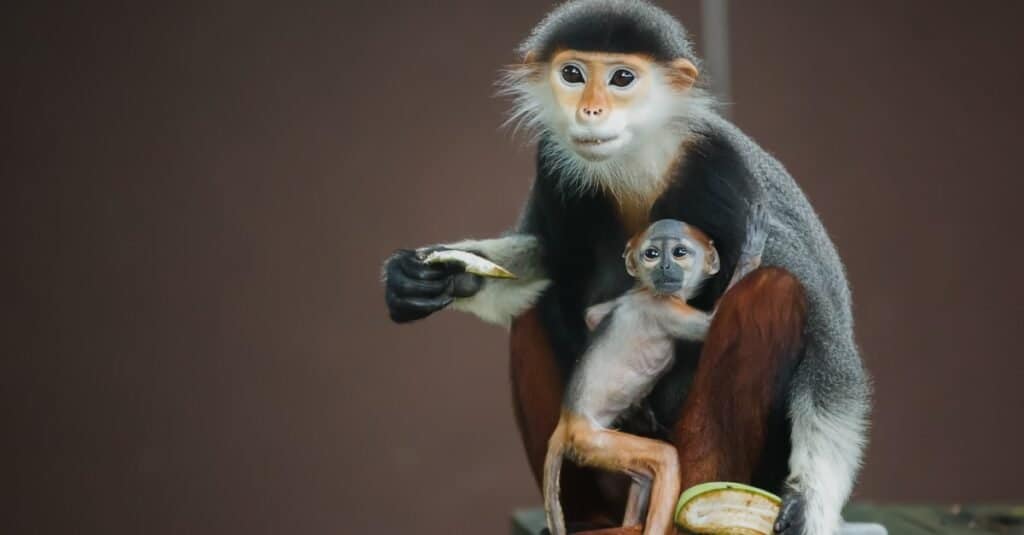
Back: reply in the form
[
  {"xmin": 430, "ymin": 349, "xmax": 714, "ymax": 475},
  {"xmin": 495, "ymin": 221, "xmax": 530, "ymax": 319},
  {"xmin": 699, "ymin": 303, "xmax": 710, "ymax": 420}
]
[
  {"xmin": 584, "ymin": 297, "xmax": 622, "ymax": 330},
  {"xmin": 662, "ymin": 299, "xmax": 713, "ymax": 341}
]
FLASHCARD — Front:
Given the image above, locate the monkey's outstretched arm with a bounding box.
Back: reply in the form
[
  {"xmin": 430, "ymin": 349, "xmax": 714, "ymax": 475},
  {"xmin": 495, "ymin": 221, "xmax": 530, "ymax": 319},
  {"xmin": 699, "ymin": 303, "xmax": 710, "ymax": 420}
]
[{"xmin": 384, "ymin": 234, "xmax": 551, "ymax": 326}]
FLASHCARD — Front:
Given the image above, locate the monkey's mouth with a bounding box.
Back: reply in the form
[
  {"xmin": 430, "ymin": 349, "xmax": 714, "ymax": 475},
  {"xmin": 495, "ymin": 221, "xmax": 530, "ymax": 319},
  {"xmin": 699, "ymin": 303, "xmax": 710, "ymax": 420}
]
[
  {"xmin": 570, "ymin": 134, "xmax": 625, "ymax": 161},
  {"xmin": 652, "ymin": 279, "xmax": 683, "ymax": 295},
  {"xmin": 572, "ymin": 135, "xmax": 620, "ymax": 146}
]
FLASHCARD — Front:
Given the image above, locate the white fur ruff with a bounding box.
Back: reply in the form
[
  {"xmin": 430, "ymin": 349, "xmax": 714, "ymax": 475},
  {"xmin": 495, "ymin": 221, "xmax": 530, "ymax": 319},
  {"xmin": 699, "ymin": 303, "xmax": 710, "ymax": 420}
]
[{"xmin": 497, "ymin": 63, "xmax": 715, "ymax": 204}]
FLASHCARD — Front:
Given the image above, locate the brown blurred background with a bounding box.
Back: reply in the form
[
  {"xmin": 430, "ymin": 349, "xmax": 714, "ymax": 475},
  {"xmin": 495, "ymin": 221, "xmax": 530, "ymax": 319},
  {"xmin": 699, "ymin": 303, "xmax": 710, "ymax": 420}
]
[{"xmin": 4, "ymin": 1, "xmax": 1023, "ymax": 534}]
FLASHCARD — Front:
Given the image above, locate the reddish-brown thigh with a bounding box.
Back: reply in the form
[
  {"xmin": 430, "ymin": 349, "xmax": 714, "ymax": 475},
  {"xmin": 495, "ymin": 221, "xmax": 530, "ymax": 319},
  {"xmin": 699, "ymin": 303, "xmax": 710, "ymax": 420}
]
[{"xmin": 672, "ymin": 267, "xmax": 807, "ymax": 491}]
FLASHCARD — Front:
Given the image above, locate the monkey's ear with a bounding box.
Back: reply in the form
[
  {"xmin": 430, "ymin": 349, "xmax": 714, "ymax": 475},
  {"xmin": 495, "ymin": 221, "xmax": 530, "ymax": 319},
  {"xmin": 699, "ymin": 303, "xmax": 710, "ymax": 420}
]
[
  {"xmin": 705, "ymin": 241, "xmax": 721, "ymax": 276},
  {"xmin": 523, "ymin": 50, "xmax": 538, "ymax": 64},
  {"xmin": 623, "ymin": 234, "xmax": 643, "ymax": 277},
  {"xmin": 666, "ymin": 58, "xmax": 699, "ymax": 91}
]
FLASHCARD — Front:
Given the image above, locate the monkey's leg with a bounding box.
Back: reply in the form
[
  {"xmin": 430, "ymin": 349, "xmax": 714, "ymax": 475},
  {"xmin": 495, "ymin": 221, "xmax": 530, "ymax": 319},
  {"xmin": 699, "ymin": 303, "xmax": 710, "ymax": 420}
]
[
  {"xmin": 564, "ymin": 417, "xmax": 680, "ymax": 535},
  {"xmin": 622, "ymin": 479, "xmax": 651, "ymax": 528},
  {"xmin": 511, "ymin": 309, "xmax": 620, "ymax": 528},
  {"xmin": 672, "ymin": 267, "xmax": 807, "ymax": 491}
]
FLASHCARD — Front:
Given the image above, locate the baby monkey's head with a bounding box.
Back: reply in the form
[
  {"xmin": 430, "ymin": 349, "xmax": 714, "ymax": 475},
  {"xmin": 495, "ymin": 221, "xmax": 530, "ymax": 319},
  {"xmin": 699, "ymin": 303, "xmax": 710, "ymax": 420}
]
[{"xmin": 625, "ymin": 219, "xmax": 720, "ymax": 298}]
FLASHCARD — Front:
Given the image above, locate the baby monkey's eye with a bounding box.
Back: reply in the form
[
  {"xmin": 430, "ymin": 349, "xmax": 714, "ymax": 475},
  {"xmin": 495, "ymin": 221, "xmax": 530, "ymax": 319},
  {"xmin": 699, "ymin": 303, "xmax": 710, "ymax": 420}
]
[
  {"xmin": 672, "ymin": 246, "xmax": 688, "ymax": 258},
  {"xmin": 609, "ymin": 69, "xmax": 636, "ymax": 87},
  {"xmin": 561, "ymin": 64, "xmax": 585, "ymax": 84},
  {"xmin": 643, "ymin": 247, "xmax": 660, "ymax": 260}
]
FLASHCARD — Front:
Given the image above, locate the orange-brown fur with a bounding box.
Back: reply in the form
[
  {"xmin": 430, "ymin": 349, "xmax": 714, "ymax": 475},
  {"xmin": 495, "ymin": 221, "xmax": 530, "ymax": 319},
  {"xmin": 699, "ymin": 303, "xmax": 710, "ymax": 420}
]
[
  {"xmin": 616, "ymin": 198, "xmax": 657, "ymax": 237},
  {"xmin": 511, "ymin": 309, "xmax": 620, "ymax": 525},
  {"xmin": 548, "ymin": 412, "xmax": 680, "ymax": 535},
  {"xmin": 663, "ymin": 58, "xmax": 698, "ymax": 91}
]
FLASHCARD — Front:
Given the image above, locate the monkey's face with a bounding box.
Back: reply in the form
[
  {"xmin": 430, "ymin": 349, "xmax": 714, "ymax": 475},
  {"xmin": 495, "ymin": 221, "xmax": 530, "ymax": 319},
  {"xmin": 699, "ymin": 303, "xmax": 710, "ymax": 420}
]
[
  {"xmin": 499, "ymin": 48, "xmax": 702, "ymax": 200},
  {"xmin": 544, "ymin": 50, "xmax": 655, "ymax": 161},
  {"xmin": 625, "ymin": 219, "xmax": 720, "ymax": 297},
  {"xmin": 505, "ymin": 50, "xmax": 698, "ymax": 164}
]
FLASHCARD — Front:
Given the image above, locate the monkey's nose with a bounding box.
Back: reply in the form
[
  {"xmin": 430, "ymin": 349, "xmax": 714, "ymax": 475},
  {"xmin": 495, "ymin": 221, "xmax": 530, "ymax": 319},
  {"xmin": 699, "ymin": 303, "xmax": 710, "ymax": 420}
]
[{"xmin": 578, "ymin": 107, "xmax": 605, "ymax": 123}]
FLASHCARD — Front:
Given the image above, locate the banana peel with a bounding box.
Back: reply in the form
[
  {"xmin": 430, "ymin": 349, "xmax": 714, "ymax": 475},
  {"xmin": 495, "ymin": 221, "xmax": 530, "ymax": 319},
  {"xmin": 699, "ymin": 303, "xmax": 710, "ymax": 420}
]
[
  {"xmin": 675, "ymin": 482, "xmax": 781, "ymax": 535},
  {"xmin": 421, "ymin": 249, "xmax": 516, "ymax": 279}
]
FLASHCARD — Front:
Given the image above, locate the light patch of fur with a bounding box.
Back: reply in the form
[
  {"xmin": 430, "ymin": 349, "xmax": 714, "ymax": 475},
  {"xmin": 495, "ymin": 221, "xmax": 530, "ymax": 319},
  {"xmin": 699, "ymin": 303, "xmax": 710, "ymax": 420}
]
[
  {"xmin": 786, "ymin": 387, "xmax": 870, "ymax": 535},
  {"xmin": 436, "ymin": 235, "xmax": 551, "ymax": 327},
  {"xmin": 450, "ymin": 278, "xmax": 550, "ymax": 327},
  {"xmin": 498, "ymin": 63, "xmax": 715, "ymax": 204}
]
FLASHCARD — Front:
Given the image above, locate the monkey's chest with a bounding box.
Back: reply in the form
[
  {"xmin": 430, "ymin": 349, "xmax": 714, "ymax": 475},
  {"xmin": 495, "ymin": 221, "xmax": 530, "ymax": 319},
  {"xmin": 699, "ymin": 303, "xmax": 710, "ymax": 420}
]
[{"xmin": 568, "ymin": 324, "xmax": 676, "ymax": 428}]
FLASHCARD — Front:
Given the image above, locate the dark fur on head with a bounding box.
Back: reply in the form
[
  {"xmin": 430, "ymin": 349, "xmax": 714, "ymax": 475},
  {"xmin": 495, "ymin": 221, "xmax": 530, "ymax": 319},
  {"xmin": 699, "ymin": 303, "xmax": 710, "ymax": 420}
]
[{"xmin": 518, "ymin": 0, "xmax": 699, "ymax": 65}]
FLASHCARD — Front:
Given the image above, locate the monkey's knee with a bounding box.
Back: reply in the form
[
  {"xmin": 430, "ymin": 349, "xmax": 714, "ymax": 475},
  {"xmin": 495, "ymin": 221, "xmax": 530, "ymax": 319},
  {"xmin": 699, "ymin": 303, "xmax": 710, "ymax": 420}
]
[
  {"xmin": 722, "ymin": 267, "xmax": 805, "ymax": 309},
  {"xmin": 709, "ymin": 267, "xmax": 807, "ymax": 362},
  {"xmin": 650, "ymin": 442, "xmax": 679, "ymax": 476},
  {"xmin": 622, "ymin": 439, "xmax": 678, "ymax": 479},
  {"xmin": 556, "ymin": 416, "xmax": 589, "ymax": 454}
]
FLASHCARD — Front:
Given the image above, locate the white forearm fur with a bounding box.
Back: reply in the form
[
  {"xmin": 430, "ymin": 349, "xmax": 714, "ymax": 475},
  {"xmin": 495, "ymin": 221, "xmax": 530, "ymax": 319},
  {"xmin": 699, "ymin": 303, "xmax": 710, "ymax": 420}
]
[{"xmin": 439, "ymin": 234, "xmax": 550, "ymax": 327}]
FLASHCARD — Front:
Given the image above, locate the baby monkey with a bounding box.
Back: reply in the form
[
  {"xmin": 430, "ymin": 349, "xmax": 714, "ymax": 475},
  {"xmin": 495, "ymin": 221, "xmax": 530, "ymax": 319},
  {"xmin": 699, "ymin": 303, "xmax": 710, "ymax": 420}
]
[{"xmin": 544, "ymin": 209, "xmax": 767, "ymax": 535}]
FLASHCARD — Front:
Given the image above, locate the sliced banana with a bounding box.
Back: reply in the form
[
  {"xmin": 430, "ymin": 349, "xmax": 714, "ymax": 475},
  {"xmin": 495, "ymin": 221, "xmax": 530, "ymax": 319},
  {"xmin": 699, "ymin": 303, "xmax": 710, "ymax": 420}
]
[
  {"xmin": 421, "ymin": 249, "xmax": 516, "ymax": 279},
  {"xmin": 675, "ymin": 482, "xmax": 781, "ymax": 535}
]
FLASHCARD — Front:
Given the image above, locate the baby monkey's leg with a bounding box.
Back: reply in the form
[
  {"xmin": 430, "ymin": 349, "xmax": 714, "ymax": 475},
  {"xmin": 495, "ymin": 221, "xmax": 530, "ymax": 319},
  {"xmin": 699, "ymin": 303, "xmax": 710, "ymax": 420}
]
[
  {"xmin": 623, "ymin": 479, "xmax": 651, "ymax": 527},
  {"xmin": 512, "ymin": 311, "xmax": 618, "ymax": 528},
  {"xmin": 565, "ymin": 416, "xmax": 681, "ymax": 535}
]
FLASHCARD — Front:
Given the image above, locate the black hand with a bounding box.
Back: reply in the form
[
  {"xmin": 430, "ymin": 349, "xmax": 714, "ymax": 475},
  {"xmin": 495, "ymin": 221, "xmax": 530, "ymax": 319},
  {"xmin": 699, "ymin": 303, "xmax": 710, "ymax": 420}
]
[
  {"xmin": 773, "ymin": 491, "xmax": 807, "ymax": 535},
  {"xmin": 383, "ymin": 248, "xmax": 483, "ymax": 323}
]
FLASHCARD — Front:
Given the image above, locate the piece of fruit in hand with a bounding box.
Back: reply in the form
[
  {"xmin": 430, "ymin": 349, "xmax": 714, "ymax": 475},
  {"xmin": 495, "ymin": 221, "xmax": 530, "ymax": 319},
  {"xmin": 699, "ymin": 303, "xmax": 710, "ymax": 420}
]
[{"xmin": 421, "ymin": 249, "xmax": 516, "ymax": 279}]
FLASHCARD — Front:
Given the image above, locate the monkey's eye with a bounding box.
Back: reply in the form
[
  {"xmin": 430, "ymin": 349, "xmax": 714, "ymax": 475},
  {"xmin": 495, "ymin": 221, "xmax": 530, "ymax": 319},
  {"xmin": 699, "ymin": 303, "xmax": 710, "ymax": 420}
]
[
  {"xmin": 561, "ymin": 64, "xmax": 585, "ymax": 85},
  {"xmin": 672, "ymin": 246, "xmax": 688, "ymax": 258},
  {"xmin": 609, "ymin": 69, "xmax": 636, "ymax": 88},
  {"xmin": 643, "ymin": 247, "xmax": 660, "ymax": 260}
]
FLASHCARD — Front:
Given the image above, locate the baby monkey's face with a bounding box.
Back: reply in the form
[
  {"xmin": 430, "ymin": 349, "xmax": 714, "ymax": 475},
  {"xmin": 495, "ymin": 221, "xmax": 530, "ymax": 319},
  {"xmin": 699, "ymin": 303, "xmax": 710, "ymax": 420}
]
[{"xmin": 626, "ymin": 219, "xmax": 720, "ymax": 297}]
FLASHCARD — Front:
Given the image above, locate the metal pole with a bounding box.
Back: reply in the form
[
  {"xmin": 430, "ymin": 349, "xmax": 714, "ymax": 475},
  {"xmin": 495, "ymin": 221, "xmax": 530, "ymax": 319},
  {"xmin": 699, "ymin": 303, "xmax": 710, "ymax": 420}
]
[{"xmin": 700, "ymin": 0, "xmax": 731, "ymax": 115}]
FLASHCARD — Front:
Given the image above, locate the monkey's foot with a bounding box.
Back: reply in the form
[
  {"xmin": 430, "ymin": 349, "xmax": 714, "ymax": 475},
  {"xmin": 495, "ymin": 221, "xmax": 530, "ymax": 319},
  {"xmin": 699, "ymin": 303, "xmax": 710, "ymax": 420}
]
[{"xmin": 674, "ymin": 482, "xmax": 781, "ymax": 535}]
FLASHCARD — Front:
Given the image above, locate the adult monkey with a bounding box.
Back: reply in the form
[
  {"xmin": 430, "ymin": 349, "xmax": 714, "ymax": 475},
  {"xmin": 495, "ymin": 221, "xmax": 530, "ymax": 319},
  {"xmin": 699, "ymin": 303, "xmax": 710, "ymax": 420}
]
[{"xmin": 382, "ymin": 1, "xmax": 870, "ymax": 534}]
